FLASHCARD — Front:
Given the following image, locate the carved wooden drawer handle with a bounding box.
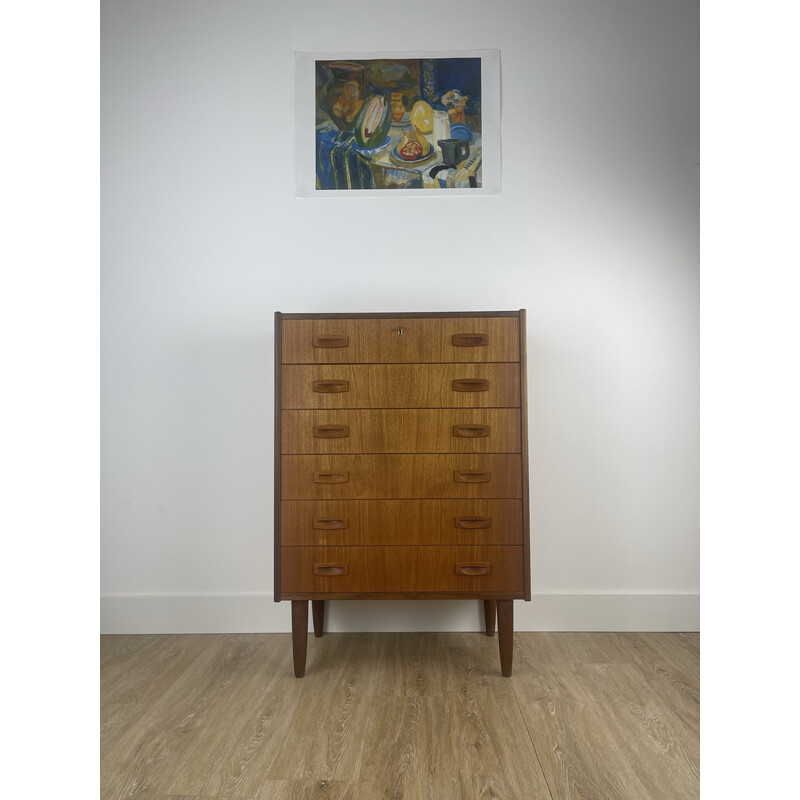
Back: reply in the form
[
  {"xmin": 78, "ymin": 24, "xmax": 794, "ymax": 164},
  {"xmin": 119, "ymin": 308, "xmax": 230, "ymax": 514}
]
[
  {"xmin": 453, "ymin": 471, "xmax": 491, "ymax": 483},
  {"xmin": 454, "ymin": 516, "xmax": 492, "ymax": 529},
  {"xmin": 313, "ymin": 518, "xmax": 349, "ymax": 530},
  {"xmin": 313, "ymin": 563, "xmax": 349, "ymax": 577},
  {"xmin": 312, "ymin": 335, "xmax": 349, "ymax": 348},
  {"xmin": 452, "ymin": 333, "xmax": 488, "ymax": 347},
  {"xmin": 313, "ymin": 471, "xmax": 350, "ymax": 484},
  {"xmin": 313, "ymin": 424, "xmax": 350, "ymax": 439},
  {"xmin": 452, "ymin": 379, "xmax": 489, "ymax": 392},
  {"xmin": 312, "ymin": 380, "xmax": 350, "ymax": 393},
  {"xmin": 455, "ymin": 562, "xmax": 492, "ymax": 576},
  {"xmin": 452, "ymin": 424, "xmax": 490, "ymax": 438}
]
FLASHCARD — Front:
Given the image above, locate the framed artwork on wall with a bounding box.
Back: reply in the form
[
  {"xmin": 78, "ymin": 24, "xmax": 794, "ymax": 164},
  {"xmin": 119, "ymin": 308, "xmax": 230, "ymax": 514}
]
[{"xmin": 295, "ymin": 50, "xmax": 501, "ymax": 196}]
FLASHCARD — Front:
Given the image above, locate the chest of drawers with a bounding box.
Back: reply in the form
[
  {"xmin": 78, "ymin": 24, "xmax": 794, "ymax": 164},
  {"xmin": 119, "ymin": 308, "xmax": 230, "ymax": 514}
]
[{"xmin": 274, "ymin": 311, "xmax": 530, "ymax": 676}]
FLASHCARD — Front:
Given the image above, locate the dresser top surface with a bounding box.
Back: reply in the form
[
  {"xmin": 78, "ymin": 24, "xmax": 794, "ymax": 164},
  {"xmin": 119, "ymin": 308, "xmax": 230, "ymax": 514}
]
[{"xmin": 277, "ymin": 310, "xmax": 524, "ymax": 320}]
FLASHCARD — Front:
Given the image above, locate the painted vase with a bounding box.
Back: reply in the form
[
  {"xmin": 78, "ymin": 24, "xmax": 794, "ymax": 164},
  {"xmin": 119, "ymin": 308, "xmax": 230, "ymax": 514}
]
[
  {"xmin": 321, "ymin": 62, "xmax": 367, "ymax": 131},
  {"xmin": 448, "ymin": 106, "xmax": 467, "ymax": 125},
  {"xmin": 390, "ymin": 91, "xmax": 405, "ymax": 122}
]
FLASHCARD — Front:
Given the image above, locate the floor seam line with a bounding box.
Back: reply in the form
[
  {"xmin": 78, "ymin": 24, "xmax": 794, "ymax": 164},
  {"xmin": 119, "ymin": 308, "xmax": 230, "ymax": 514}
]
[{"xmin": 510, "ymin": 635, "xmax": 556, "ymax": 800}]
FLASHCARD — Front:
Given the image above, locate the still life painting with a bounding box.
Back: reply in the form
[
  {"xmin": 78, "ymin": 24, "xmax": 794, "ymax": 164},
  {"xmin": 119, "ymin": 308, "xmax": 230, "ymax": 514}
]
[{"xmin": 312, "ymin": 55, "xmax": 487, "ymax": 192}]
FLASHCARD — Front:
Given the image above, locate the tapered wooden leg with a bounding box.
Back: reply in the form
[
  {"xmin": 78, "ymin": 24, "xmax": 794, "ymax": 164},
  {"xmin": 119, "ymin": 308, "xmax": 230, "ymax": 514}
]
[
  {"xmin": 291, "ymin": 601, "xmax": 309, "ymax": 677},
  {"xmin": 497, "ymin": 599, "xmax": 514, "ymax": 677},
  {"xmin": 483, "ymin": 599, "xmax": 497, "ymax": 637},
  {"xmin": 312, "ymin": 600, "xmax": 325, "ymax": 637}
]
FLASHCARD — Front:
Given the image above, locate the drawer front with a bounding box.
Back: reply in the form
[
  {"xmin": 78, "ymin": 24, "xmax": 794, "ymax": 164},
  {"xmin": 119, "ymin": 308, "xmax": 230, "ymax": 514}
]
[
  {"xmin": 281, "ymin": 364, "xmax": 520, "ymax": 409},
  {"xmin": 281, "ymin": 499, "xmax": 523, "ymax": 546},
  {"xmin": 281, "ymin": 545, "xmax": 524, "ymax": 593},
  {"xmin": 281, "ymin": 409, "xmax": 521, "ymax": 454},
  {"xmin": 282, "ymin": 454, "xmax": 522, "ymax": 499},
  {"xmin": 281, "ymin": 316, "xmax": 519, "ymax": 364}
]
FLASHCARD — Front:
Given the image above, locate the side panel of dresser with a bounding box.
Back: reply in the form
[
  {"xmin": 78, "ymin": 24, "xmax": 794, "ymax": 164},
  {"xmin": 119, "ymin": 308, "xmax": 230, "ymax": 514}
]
[
  {"xmin": 519, "ymin": 309, "xmax": 531, "ymax": 601},
  {"xmin": 274, "ymin": 311, "xmax": 283, "ymax": 602}
]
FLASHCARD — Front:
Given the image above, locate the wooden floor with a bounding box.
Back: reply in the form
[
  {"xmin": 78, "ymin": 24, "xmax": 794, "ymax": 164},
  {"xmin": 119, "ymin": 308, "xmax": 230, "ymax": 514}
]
[{"xmin": 101, "ymin": 630, "xmax": 699, "ymax": 800}]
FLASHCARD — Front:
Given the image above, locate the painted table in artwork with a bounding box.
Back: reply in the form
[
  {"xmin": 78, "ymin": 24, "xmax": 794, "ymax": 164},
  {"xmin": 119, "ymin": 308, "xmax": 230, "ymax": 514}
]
[
  {"xmin": 316, "ymin": 122, "xmax": 482, "ymax": 191},
  {"xmin": 369, "ymin": 128, "xmax": 483, "ymax": 190}
]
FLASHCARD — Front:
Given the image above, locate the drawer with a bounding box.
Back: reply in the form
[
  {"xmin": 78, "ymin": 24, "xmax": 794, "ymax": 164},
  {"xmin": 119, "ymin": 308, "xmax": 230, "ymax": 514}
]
[
  {"xmin": 280, "ymin": 409, "xmax": 522, "ymax": 454},
  {"xmin": 281, "ymin": 364, "xmax": 520, "ymax": 409},
  {"xmin": 281, "ymin": 454, "xmax": 522, "ymax": 499},
  {"xmin": 280, "ymin": 499, "xmax": 524, "ymax": 545},
  {"xmin": 281, "ymin": 316, "xmax": 520, "ymax": 364},
  {"xmin": 280, "ymin": 545, "xmax": 524, "ymax": 594}
]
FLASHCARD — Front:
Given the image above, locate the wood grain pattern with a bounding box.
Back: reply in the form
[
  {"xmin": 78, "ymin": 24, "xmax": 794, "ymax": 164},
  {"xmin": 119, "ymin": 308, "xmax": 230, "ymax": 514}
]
[
  {"xmin": 280, "ymin": 545, "xmax": 524, "ymax": 594},
  {"xmin": 281, "ymin": 498, "xmax": 524, "ymax": 546},
  {"xmin": 282, "ymin": 316, "xmax": 519, "ymax": 364},
  {"xmin": 282, "ymin": 454, "xmax": 522, "ymax": 500},
  {"xmin": 281, "ymin": 408, "xmax": 522, "ymax": 454},
  {"xmin": 101, "ymin": 632, "xmax": 698, "ymax": 800},
  {"xmin": 281, "ymin": 363, "xmax": 521, "ymax": 409}
]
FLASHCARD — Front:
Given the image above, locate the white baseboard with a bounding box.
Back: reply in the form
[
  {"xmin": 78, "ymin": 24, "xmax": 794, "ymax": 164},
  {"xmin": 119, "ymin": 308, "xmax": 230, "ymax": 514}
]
[{"xmin": 101, "ymin": 591, "xmax": 699, "ymax": 634}]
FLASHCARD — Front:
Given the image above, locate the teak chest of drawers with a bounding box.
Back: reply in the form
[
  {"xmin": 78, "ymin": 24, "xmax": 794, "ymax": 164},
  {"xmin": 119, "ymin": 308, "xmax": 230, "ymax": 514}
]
[{"xmin": 274, "ymin": 311, "xmax": 531, "ymax": 676}]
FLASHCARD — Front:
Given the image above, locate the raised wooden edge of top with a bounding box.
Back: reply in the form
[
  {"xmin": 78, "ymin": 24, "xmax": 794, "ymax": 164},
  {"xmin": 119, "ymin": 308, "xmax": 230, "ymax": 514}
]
[
  {"xmin": 280, "ymin": 592, "xmax": 526, "ymax": 601},
  {"xmin": 278, "ymin": 310, "xmax": 523, "ymax": 320}
]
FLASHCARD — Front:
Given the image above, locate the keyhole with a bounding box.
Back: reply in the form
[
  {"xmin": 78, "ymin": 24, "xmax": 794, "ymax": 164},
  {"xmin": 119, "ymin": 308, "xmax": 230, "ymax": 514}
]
[{"xmin": 396, "ymin": 327, "xmax": 405, "ymax": 335}]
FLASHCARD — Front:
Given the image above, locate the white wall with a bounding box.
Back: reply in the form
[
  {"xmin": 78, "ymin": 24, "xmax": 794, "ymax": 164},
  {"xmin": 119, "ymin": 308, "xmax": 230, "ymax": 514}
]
[{"xmin": 101, "ymin": 0, "xmax": 699, "ymax": 633}]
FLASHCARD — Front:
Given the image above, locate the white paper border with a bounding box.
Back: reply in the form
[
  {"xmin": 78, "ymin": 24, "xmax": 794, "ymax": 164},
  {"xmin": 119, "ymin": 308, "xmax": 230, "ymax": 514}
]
[{"xmin": 295, "ymin": 49, "xmax": 501, "ymax": 197}]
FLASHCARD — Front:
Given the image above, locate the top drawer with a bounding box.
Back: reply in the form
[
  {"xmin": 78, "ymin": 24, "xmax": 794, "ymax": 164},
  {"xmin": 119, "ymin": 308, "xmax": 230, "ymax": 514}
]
[{"xmin": 281, "ymin": 315, "xmax": 520, "ymax": 364}]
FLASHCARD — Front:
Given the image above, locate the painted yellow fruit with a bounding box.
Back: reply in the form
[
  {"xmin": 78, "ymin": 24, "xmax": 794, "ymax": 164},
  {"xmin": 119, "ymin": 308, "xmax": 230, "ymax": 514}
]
[{"xmin": 410, "ymin": 101, "xmax": 434, "ymax": 133}]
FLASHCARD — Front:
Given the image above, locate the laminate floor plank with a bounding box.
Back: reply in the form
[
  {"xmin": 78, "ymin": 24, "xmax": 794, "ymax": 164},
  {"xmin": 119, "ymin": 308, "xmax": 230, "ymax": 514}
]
[
  {"xmin": 512, "ymin": 634, "xmax": 699, "ymax": 800},
  {"xmin": 101, "ymin": 635, "xmax": 249, "ymax": 796},
  {"xmin": 101, "ymin": 701, "xmax": 152, "ymax": 757},
  {"xmin": 510, "ymin": 649, "xmax": 650, "ymax": 800},
  {"xmin": 611, "ymin": 632, "xmax": 700, "ymax": 686},
  {"xmin": 102, "ymin": 635, "xmax": 292, "ymax": 799},
  {"xmin": 101, "ymin": 634, "xmax": 160, "ymax": 670},
  {"xmin": 271, "ymin": 634, "xmax": 551, "ymax": 798},
  {"xmin": 161, "ymin": 639, "xmax": 299, "ymax": 797},
  {"xmin": 102, "ymin": 631, "xmax": 699, "ymax": 800},
  {"xmin": 242, "ymin": 781, "xmax": 379, "ymax": 800},
  {"xmin": 605, "ymin": 632, "xmax": 700, "ymax": 734},
  {"xmin": 513, "ymin": 632, "xmax": 633, "ymax": 667},
  {"xmin": 622, "ymin": 656, "xmax": 700, "ymax": 736},
  {"xmin": 240, "ymin": 633, "xmax": 387, "ymax": 788},
  {"xmin": 571, "ymin": 663, "xmax": 699, "ymax": 800},
  {"xmin": 356, "ymin": 632, "xmax": 491, "ymax": 697},
  {"xmin": 101, "ymin": 634, "xmax": 221, "ymax": 709}
]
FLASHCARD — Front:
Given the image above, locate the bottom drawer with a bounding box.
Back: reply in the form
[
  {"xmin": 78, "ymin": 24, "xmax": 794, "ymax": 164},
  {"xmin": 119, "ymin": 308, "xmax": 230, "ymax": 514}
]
[{"xmin": 281, "ymin": 545, "xmax": 523, "ymax": 594}]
